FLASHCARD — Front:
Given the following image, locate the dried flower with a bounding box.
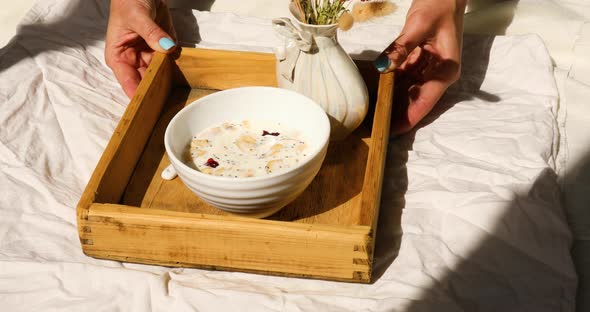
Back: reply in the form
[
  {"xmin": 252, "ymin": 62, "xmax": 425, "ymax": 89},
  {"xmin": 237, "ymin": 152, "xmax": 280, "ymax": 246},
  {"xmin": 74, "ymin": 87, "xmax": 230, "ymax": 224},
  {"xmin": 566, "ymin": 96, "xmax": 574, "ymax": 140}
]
[
  {"xmin": 351, "ymin": 1, "xmax": 397, "ymax": 22},
  {"xmin": 292, "ymin": 0, "xmax": 348, "ymax": 25},
  {"xmin": 337, "ymin": 11, "xmax": 354, "ymax": 30}
]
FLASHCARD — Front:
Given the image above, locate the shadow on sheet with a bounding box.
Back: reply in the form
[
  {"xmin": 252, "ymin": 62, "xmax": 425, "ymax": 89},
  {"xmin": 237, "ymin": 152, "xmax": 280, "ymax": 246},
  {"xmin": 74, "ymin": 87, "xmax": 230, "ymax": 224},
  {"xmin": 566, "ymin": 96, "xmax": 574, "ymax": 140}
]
[
  {"xmin": 377, "ymin": 121, "xmax": 590, "ymax": 311},
  {"xmin": 372, "ymin": 32, "xmax": 497, "ymax": 277},
  {"xmin": 567, "ymin": 151, "xmax": 590, "ymax": 312},
  {"xmin": 369, "ymin": 33, "xmax": 574, "ymax": 310},
  {"xmin": 0, "ymin": 0, "xmax": 199, "ymax": 74},
  {"xmin": 2, "ymin": 0, "xmax": 587, "ymax": 310},
  {"xmin": 372, "ymin": 2, "xmax": 588, "ymax": 310}
]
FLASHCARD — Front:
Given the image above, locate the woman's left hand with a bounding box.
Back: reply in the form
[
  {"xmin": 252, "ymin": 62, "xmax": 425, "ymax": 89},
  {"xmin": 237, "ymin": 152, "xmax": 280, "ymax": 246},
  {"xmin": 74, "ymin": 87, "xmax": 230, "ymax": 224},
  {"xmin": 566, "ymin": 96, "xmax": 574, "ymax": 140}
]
[{"xmin": 374, "ymin": 0, "xmax": 467, "ymax": 135}]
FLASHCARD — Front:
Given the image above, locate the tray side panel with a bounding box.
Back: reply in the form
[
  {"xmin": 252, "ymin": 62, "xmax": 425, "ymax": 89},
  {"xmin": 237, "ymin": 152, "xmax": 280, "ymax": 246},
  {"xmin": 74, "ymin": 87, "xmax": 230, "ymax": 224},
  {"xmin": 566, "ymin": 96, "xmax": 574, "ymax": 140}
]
[
  {"xmin": 119, "ymin": 50, "xmax": 392, "ymax": 229},
  {"xmin": 122, "ymin": 88, "xmax": 223, "ymax": 215},
  {"xmin": 78, "ymin": 48, "xmax": 394, "ymax": 283},
  {"xmin": 121, "ymin": 87, "xmax": 374, "ymax": 225},
  {"xmin": 77, "ymin": 53, "xmax": 172, "ymax": 220},
  {"xmin": 352, "ymin": 72, "xmax": 394, "ymax": 278},
  {"xmin": 81, "ymin": 204, "xmax": 373, "ymax": 283},
  {"xmin": 174, "ymin": 48, "xmax": 278, "ymax": 89},
  {"xmin": 270, "ymin": 131, "xmax": 371, "ymax": 224},
  {"xmin": 359, "ymin": 72, "xmax": 394, "ymax": 228}
]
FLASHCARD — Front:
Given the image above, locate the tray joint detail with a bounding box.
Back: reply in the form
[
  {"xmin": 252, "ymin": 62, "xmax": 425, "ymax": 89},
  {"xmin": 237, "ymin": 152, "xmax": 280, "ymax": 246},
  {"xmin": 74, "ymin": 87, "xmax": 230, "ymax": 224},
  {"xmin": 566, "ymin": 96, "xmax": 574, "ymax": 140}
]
[{"xmin": 80, "ymin": 239, "xmax": 94, "ymax": 246}]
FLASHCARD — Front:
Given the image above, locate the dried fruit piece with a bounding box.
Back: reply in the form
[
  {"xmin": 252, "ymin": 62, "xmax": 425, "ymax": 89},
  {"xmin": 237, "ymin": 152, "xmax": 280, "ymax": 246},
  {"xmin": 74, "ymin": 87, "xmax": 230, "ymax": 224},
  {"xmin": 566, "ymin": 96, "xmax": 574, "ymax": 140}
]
[
  {"xmin": 190, "ymin": 149, "xmax": 206, "ymax": 157},
  {"xmin": 214, "ymin": 167, "xmax": 226, "ymax": 176},
  {"xmin": 296, "ymin": 143, "xmax": 307, "ymax": 152},
  {"xmin": 262, "ymin": 130, "xmax": 280, "ymax": 136},
  {"xmin": 205, "ymin": 158, "xmax": 219, "ymax": 168},
  {"xmin": 267, "ymin": 144, "xmax": 284, "ymax": 157},
  {"xmin": 237, "ymin": 169, "xmax": 255, "ymax": 178},
  {"xmin": 191, "ymin": 139, "xmax": 209, "ymax": 148},
  {"xmin": 222, "ymin": 122, "xmax": 236, "ymax": 130},
  {"xmin": 235, "ymin": 135, "xmax": 257, "ymax": 153},
  {"xmin": 200, "ymin": 167, "xmax": 214, "ymax": 175},
  {"xmin": 265, "ymin": 159, "xmax": 283, "ymax": 174}
]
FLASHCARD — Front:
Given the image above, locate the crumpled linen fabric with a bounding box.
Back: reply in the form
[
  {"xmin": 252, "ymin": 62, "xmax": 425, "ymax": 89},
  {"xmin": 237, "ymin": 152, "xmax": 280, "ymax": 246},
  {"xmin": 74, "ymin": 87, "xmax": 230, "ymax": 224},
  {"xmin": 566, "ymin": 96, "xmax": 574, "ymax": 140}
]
[{"xmin": 0, "ymin": 0, "xmax": 578, "ymax": 311}]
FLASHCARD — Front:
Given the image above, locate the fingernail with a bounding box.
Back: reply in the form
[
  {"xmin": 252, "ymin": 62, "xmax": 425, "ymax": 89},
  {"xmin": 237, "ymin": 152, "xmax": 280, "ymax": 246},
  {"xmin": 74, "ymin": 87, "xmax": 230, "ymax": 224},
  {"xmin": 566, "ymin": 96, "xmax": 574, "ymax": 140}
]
[
  {"xmin": 159, "ymin": 37, "xmax": 176, "ymax": 51},
  {"xmin": 374, "ymin": 54, "xmax": 392, "ymax": 73}
]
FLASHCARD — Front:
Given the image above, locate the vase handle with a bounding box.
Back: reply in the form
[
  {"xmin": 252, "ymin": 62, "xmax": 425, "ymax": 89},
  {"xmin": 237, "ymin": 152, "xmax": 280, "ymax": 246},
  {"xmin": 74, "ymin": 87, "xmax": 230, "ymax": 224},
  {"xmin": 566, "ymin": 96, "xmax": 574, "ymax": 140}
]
[
  {"xmin": 272, "ymin": 18, "xmax": 313, "ymax": 53},
  {"xmin": 272, "ymin": 17, "xmax": 313, "ymax": 83}
]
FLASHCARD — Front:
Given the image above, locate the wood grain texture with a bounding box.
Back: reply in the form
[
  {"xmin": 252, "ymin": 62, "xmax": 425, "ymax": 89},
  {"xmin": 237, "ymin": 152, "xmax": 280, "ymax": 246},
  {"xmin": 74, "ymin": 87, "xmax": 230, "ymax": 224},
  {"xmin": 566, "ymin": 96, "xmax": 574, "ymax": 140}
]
[
  {"xmin": 270, "ymin": 126, "xmax": 371, "ymax": 224},
  {"xmin": 173, "ymin": 48, "xmax": 278, "ymax": 89},
  {"xmin": 353, "ymin": 72, "xmax": 394, "ymax": 270},
  {"xmin": 77, "ymin": 52, "xmax": 171, "ymax": 223},
  {"xmin": 81, "ymin": 203, "xmax": 372, "ymax": 282},
  {"xmin": 358, "ymin": 72, "xmax": 394, "ymax": 228},
  {"xmin": 77, "ymin": 48, "xmax": 393, "ymax": 283},
  {"xmin": 120, "ymin": 88, "xmax": 376, "ymax": 225},
  {"xmin": 121, "ymin": 88, "xmax": 222, "ymax": 215},
  {"xmin": 124, "ymin": 88, "xmax": 226, "ymax": 215}
]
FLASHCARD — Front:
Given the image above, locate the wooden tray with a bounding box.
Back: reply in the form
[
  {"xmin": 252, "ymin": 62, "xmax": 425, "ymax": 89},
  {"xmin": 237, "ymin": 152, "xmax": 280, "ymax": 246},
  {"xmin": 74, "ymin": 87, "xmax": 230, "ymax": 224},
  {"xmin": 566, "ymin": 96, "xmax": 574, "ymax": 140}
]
[{"xmin": 77, "ymin": 48, "xmax": 394, "ymax": 283}]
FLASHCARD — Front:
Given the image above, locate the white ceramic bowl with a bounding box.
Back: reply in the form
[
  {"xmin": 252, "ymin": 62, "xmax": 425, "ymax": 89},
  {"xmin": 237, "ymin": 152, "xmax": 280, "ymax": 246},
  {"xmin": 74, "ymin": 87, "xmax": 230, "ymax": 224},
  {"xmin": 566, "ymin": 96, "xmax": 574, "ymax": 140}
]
[{"xmin": 164, "ymin": 86, "xmax": 330, "ymax": 218}]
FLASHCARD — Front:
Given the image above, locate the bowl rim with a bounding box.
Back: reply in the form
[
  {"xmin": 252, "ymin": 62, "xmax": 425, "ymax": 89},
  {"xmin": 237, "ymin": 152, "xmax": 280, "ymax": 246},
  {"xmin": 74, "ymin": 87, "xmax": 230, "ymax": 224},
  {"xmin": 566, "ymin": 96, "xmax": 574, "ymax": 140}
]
[{"xmin": 164, "ymin": 86, "xmax": 331, "ymax": 182}]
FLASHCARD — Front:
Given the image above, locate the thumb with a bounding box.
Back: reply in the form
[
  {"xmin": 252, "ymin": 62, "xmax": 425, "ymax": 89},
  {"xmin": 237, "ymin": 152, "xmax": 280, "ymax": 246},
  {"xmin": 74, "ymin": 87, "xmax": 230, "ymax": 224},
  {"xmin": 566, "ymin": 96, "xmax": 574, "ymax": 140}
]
[
  {"xmin": 374, "ymin": 20, "xmax": 429, "ymax": 73},
  {"xmin": 131, "ymin": 12, "xmax": 176, "ymax": 53}
]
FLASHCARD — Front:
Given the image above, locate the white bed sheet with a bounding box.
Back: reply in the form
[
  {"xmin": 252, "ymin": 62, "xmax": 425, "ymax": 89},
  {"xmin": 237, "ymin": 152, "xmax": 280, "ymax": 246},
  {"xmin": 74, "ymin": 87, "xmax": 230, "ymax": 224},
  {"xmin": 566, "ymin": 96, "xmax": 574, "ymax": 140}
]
[
  {"xmin": 0, "ymin": 0, "xmax": 586, "ymax": 311},
  {"xmin": 0, "ymin": 1, "xmax": 34, "ymax": 48}
]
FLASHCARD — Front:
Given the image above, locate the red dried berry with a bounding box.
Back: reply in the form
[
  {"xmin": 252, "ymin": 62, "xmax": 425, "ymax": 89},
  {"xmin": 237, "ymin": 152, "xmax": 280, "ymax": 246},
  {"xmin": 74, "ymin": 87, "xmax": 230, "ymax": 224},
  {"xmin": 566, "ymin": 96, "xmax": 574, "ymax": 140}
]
[
  {"xmin": 205, "ymin": 158, "xmax": 219, "ymax": 168},
  {"xmin": 262, "ymin": 130, "xmax": 280, "ymax": 136}
]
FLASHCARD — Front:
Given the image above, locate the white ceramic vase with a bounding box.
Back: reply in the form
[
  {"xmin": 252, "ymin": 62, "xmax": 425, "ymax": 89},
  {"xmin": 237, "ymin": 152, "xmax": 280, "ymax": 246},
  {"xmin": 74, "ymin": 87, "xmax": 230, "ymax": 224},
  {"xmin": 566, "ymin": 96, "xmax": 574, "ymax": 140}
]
[{"xmin": 272, "ymin": 17, "xmax": 369, "ymax": 141}]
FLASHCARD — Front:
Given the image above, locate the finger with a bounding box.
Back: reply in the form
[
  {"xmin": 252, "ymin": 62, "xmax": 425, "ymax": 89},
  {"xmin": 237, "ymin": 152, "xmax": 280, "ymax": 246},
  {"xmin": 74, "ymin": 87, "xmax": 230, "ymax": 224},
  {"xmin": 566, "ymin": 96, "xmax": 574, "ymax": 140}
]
[
  {"xmin": 130, "ymin": 9, "xmax": 176, "ymax": 53},
  {"xmin": 374, "ymin": 16, "xmax": 431, "ymax": 73},
  {"xmin": 398, "ymin": 46, "xmax": 423, "ymax": 71},
  {"xmin": 423, "ymin": 31, "xmax": 461, "ymax": 66},
  {"xmin": 111, "ymin": 61, "xmax": 142, "ymax": 99},
  {"xmin": 392, "ymin": 79, "xmax": 448, "ymax": 135},
  {"xmin": 138, "ymin": 66, "xmax": 147, "ymax": 79},
  {"xmin": 140, "ymin": 50, "xmax": 153, "ymax": 68}
]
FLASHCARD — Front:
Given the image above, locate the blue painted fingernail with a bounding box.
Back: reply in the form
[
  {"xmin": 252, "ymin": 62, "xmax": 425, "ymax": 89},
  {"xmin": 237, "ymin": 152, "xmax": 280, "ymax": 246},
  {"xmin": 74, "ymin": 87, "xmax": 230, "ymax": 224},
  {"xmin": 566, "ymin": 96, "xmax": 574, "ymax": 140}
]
[
  {"xmin": 159, "ymin": 37, "xmax": 176, "ymax": 51},
  {"xmin": 374, "ymin": 55, "xmax": 391, "ymax": 73}
]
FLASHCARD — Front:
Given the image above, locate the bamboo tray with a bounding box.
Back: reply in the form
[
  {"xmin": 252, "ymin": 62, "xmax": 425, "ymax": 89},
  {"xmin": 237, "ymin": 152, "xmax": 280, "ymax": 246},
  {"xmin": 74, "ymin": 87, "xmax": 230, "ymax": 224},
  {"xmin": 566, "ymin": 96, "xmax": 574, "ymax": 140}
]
[{"xmin": 77, "ymin": 48, "xmax": 394, "ymax": 283}]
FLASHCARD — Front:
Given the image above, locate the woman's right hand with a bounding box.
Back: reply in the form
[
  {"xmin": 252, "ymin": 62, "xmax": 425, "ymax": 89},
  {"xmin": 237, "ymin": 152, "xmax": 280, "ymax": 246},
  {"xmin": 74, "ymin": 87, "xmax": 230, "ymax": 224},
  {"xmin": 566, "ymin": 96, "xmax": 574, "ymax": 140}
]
[{"xmin": 105, "ymin": 0, "xmax": 177, "ymax": 98}]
